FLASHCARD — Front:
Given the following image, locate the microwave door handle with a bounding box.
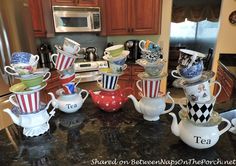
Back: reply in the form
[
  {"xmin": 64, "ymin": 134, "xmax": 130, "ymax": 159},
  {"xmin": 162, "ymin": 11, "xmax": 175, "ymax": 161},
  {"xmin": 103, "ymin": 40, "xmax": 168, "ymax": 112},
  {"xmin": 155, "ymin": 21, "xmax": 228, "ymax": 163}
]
[{"xmin": 90, "ymin": 14, "xmax": 94, "ymax": 30}]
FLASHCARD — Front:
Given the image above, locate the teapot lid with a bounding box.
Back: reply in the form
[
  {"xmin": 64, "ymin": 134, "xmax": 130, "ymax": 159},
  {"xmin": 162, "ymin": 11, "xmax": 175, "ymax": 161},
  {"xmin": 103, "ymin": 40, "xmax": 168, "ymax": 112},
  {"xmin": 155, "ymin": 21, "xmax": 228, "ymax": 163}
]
[{"xmin": 179, "ymin": 110, "xmax": 222, "ymax": 127}]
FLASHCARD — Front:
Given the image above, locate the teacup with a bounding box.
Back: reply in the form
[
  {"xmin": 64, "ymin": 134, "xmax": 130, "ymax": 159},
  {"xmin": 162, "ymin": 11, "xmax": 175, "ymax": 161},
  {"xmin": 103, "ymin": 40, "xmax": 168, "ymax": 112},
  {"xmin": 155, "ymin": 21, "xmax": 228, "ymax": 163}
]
[
  {"xmin": 171, "ymin": 61, "xmax": 203, "ymax": 82},
  {"xmin": 136, "ymin": 78, "xmax": 161, "ymax": 98},
  {"xmin": 139, "ymin": 40, "xmax": 161, "ymax": 52},
  {"xmin": 62, "ymin": 83, "xmax": 77, "ymax": 95},
  {"xmin": 97, "ymin": 71, "xmax": 120, "ymax": 90},
  {"xmin": 5, "ymin": 63, "xmax": 36, "ymax": 77},
  {"xmin": 59, "ymin": 73, "xmax": 76, "ymax": 85},
  {"xmin": 183, "ymin": 80, "xmax": 222, "ymax": 103},
  {"xmin": 11, "ymin": 52, "xmax": 39, "ymax": 66},
  {"xmin": 104, "ymin": 45, "xmax": 124, "ymax": 57},
  {"xmin": 110, "ymin": 63, "xmax": 127, "ymax": 73},
  {"xmin": 51, "ymin": 48, "xmax": 76, "ymax": 71},
  {"xmin": 20, "ymin": 72, "xmax": 51, "ymax": 89},
  {"xmin": 178, "ymin": 49, "xmax": 206, "ymax": 68},
  {"xmin": 9, "ymin": 91, "xmax": 41, "ymax": 114},
  {"xmin": 179, "ymin": 98, "xmax": 215, "ymax": 124},
  {"xmin": 63, "ymin": 38, "xmax": 80, "ymax": 54}
]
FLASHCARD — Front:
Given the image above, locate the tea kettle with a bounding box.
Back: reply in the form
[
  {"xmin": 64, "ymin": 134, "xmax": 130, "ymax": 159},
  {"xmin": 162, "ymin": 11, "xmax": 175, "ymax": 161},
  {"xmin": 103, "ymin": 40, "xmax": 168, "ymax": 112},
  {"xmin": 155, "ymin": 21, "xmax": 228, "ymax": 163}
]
[{"xmin": 86, "ymin": 47, "xmax": 97, "ymax": 61}]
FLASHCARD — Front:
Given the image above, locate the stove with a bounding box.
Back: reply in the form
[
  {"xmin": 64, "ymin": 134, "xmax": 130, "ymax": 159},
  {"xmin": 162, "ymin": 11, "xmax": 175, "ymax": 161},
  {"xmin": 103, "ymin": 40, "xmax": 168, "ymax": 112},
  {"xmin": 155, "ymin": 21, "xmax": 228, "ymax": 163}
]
[{"xmin": 74, "ymin": 60, "xmax": 108, "ymax": 83}]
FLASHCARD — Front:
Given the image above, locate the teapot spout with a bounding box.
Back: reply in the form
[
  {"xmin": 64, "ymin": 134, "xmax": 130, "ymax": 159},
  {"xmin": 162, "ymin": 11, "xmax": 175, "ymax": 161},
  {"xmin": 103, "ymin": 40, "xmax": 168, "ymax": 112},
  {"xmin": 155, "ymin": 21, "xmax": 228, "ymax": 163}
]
[
  {"xmin": 3, "ymin": 108, "xmax": 20, "ymax": 125},
  {"xmin": 128, "ymin": 95, "xmax": 141, "ymax": 113},
  {"xmin": 169, "ymin": 113, "xmax": 180, "ymax": 137}
]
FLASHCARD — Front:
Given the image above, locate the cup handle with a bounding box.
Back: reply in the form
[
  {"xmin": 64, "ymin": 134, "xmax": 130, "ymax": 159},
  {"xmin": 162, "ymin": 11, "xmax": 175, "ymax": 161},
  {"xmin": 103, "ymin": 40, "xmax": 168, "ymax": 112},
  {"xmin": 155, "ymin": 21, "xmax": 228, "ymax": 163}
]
[
  {"xmin": 136, "ymin": 80, "xmax": 142, "ymax": 92},
  {"xmin": 74, "ymin": 75, "xmax": 82, "ymax": 87},
  {"xmin": 4, "ymin": 66, "xmax": 18, "ymax": 76},
  {"xmin": 139, "ymin": 40, "xmax": 146, "ymax": 51},
  {"xmin": 32, "ymin": 55, "xmax": 40, "ymax": 65},
  {"xmin": 211, "ymin": 80, "xmax": 222, "ymax": 100},
  {"xmin": 123, "ymin": 64, "xmax": 127, "ymax": 70},
  {"xmin": 43, "ymin": 72, "xmax": 51, "ymax": 82},
  {"xmin": 50, "ymin": 54, "xmax": 58, "ymax": 66},
  {"xmin": 97, "ymin": 75, "xmax": 102, "ymax": 85},
  {"xmin": 171, "ymin": 70, "xmax": 181, "ymax": 79},
  {"xmin": 162, "ymin": 92, "xmax": 175, "ymax": 114},
  {"xmin": 79, "ymin": 89, "xmax": 89, "ymax": 103},
  {"xmin": 9, "ymin": 95, "xmax": 19, "ymax": 107},
  {"xmin": 219, "ymin": 118, "xmax": 231, "ymax": 136}
]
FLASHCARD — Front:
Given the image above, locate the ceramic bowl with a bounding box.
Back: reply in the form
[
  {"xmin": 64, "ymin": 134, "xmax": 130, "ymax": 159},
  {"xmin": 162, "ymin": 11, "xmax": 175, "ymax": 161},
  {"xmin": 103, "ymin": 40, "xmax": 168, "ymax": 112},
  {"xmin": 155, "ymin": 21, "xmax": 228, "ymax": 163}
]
[
  {"xmin": 104, "ymin": 45, "xmax": 124, "ymax": 57},
  {"xmin": 178, "ymin": 61, "xmax": 203, "ymax": 79}
]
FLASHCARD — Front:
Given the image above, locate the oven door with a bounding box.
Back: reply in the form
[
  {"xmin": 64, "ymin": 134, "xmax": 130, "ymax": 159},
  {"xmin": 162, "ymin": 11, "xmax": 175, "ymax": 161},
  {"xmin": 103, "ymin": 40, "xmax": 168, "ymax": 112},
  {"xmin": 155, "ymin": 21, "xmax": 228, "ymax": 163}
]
[{"xmin": 53, "ymin": 11, "xmax": 92, "ymax": 32}]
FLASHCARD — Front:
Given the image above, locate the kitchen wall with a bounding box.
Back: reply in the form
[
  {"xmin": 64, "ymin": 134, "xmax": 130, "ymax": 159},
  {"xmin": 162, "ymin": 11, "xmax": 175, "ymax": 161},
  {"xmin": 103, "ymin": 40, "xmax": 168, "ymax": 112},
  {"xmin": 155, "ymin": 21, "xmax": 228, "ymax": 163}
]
[
  {"xmin": 212, "ymin": 0, "xmax": 236, "ymax": 77},
  {"xmin": 36, "ymin": 33, "xmax": 107, "ymax": 57},
  {"xmin": 107, "ymin": 35, "xmax": 159, "ymax": 44}
]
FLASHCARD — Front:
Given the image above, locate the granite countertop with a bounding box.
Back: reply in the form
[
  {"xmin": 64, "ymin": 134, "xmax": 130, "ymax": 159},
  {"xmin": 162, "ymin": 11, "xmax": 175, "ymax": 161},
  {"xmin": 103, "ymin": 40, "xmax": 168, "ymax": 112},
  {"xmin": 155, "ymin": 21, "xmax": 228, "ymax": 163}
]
[{"xmin": 1, "ymin": 97, "xmax": 236, "ymax": 166}]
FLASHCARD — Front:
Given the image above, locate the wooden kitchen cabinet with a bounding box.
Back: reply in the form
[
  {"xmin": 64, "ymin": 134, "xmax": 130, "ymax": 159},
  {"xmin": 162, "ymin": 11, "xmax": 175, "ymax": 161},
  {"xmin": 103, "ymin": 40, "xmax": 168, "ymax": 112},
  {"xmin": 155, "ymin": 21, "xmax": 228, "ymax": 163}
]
[
  {"xmin": 28, "ymin": 0, "xmax": 46, "ymax": 37},
  {"xmin": 214, "ymin": 63, "xmax": 234, "ymax": 103},
  {"xmin": 103, "ymin": 0, "xmax": 162, "ymax": 35},
  {"xmin": 51, "ymin": 0, "xmax": 98, "ymax": 6}
]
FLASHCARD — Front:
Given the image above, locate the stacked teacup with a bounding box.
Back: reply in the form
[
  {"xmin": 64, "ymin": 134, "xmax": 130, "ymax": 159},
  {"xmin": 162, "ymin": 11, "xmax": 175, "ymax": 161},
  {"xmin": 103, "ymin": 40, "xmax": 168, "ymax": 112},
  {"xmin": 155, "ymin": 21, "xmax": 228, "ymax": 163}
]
[
  {"xmin": 171, "ymin": 49, "xmax": 222, "ymax": 124},
  {"xmin": 100, "ymin": 44, "xmax": 129, "ymax": 91},
  {"xmin": 4, "ymin": 52, "xmax": 56, "ymax": 137},
  {"xmin": 50, "ymin": 38, "xmax": 88, "ymax": 113},
  {"xmin": 128, "ymin": 40, "xmax": 175, "ymax": 121},
  {"xmin": 89, "ymin": 44, "xmax": 130, "ymax": 112}
]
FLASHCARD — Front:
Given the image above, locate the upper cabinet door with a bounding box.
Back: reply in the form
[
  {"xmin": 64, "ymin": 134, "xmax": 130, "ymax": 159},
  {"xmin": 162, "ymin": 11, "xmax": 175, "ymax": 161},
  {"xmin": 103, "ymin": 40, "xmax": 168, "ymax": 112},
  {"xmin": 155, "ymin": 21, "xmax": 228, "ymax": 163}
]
[
  {"xmin": 29, "ymin": 0, "xmax": 46, "ymax": 37},
  {"xmin": 78, "ymin": 0, "xmax": 98, "ymax": 6},
  {"xmin": 130, "ymin": 0, "xmax": 161, "ymax": 35},
  {"xmin": 105, "ymin": 0, "xmax": 129, "ymax": 35},
  {"xmin": 51, "ymin": 0, "xmax": 77, "ymax": 5}
]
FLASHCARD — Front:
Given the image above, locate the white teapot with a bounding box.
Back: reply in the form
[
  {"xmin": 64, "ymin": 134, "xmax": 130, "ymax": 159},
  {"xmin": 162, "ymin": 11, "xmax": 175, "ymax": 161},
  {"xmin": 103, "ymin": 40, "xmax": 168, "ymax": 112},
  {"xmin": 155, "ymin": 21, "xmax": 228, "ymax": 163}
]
[
  {"xmin": 169, "ymin": 111, "xmax": 231, "ymax": 149},
  {"xmin": 48, "ymin": 89, "xmax": 88, "ymax": 113},
  {"xmin": 3, "ymin": 101, "xmax": 56, "ymax": 137},
  {"xmin": 128, "ymin": 92, "xmax": 175, "ymax": 121}
]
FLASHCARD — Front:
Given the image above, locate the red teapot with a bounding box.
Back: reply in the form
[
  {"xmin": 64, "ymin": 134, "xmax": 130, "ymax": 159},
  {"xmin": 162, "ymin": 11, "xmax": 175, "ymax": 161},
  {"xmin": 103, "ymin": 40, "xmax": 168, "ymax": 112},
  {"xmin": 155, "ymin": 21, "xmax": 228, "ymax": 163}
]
[{"xmin": 89, "ymin": 87, "xmax": 133, "ymax": 112}]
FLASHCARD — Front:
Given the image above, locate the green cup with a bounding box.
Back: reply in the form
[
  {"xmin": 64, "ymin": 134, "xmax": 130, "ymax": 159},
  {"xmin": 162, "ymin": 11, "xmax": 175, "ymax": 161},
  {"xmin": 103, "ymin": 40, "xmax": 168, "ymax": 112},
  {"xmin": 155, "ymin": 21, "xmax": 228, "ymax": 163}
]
[
  {"xmin": 21, "ymin": 72, "xmax": 51, "ymax": 89},
  {"xmin": 104, "ymin": 45, "xmax": 124, "ymax": 57}
]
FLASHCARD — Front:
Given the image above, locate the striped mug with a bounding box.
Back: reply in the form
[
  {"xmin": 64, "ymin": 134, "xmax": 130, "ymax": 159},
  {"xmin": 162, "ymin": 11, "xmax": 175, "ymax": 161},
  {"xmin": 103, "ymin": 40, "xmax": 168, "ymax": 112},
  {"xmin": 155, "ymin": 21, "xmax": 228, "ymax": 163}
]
[
  {"xmin": 9, "ymin": 91, "xmax": 41, "ymax": 114},
  {"xmin": 51, "ymin": 48, "xmax": 76, "ymax": 71},
  {"xmin": 136, "ymin": 79, "xmax": 161, "ymax": 98},
  {"xmin": 97, "ymin": 73, "xmax": 119, "ymax": 90}
]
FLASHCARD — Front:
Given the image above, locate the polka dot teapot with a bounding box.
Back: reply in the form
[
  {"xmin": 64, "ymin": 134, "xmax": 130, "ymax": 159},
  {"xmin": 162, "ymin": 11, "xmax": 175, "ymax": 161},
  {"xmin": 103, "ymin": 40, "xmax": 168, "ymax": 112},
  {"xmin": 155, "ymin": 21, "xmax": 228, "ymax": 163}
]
[{"xmin": 89, "ymin": 87, "xmax": 133, "ymax": 112}]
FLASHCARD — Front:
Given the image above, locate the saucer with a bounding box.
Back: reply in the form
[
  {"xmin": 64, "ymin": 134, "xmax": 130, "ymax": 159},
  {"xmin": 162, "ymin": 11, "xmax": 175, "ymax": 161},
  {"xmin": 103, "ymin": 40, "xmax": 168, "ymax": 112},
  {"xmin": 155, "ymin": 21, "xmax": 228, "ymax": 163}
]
[
  {"xmin": 173, "ymin": 71, "xmax": 215, "ymax": 88},
  {"xmin": 137, "ymin": 72, "xmax": 167, "ymax": 79},
  {"xmin": 103, "ymin": 50, "xmax": 129, "ymax": 62},
  {"xmin": 179, "ymin": 49, "xmax": 206, "ymax": 58},
  {"xmin": 99, "ymin": 68, "xmax": 124, "ymax": 76},
  {"xmin": 179, "ymin": 109, "xmax": 222, "ymax": 127},
  {"xmin": 136, "ymin": 58, "xmax": 165, "ymax": 67},
  {"xmin": 9, "ymin": 82, "xmax": 47, "ymax": 94},
  {"xmin": 11, "ymin": 102, "xmax": 47, "ymax": 115},
  {"xmin": 97, "ymin": 83, "xmax": 120, "ymax": 91}
]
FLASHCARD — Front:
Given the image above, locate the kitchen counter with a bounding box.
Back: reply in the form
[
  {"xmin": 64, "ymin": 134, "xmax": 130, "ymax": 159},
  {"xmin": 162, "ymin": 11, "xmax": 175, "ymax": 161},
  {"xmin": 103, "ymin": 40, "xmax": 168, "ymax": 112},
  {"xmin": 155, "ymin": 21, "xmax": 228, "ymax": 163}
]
[{"xmin": 1, "ymin": 97, "xmax": 236, "ymax": 166}]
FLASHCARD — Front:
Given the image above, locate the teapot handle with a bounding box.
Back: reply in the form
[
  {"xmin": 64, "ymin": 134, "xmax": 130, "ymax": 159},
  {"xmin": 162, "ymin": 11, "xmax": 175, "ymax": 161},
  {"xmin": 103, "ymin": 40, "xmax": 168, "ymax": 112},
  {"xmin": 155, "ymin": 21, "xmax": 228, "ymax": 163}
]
[
  {"xmin": 219, "ymin": 118, "xmax": 231, "ymax": 136},
  {"xmin": 162, "ymin": 92, "xmax": 175, "ymax": 114},
  {"xmin": 178, "ymin": 99, "xmax": 188, "ymax": 112},
  {"xmin": 79, "ymin": 89, "xmax": 89, "ymax": 103}
]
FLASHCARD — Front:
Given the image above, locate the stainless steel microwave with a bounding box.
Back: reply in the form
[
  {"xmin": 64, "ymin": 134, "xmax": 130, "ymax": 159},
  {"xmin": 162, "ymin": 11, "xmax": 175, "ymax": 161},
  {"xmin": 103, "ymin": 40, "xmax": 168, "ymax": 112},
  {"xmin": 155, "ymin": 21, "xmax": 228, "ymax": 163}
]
[{"xmin": 52, "ymin": 6, "xmax": 101, "ymax": 32}]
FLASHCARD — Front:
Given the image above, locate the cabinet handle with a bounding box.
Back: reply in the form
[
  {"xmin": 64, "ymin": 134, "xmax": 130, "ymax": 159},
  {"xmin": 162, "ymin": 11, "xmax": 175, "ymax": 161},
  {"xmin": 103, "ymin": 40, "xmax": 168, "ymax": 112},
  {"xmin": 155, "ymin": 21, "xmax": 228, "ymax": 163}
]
[
  {"xmin": 77, "ymin": 0, "xmax": 80, "ymax": 4},
  {"xmin": 128, "ymin": 28, "xmax": 130, "ymax": 32}
]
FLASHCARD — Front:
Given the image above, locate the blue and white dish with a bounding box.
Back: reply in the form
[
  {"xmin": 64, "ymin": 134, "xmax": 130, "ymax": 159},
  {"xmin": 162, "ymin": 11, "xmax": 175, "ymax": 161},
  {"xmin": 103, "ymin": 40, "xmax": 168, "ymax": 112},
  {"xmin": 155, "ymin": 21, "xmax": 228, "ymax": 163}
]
[{"xmin": 178, "ymin": 61, "xmax": 203, "ymax": 79}]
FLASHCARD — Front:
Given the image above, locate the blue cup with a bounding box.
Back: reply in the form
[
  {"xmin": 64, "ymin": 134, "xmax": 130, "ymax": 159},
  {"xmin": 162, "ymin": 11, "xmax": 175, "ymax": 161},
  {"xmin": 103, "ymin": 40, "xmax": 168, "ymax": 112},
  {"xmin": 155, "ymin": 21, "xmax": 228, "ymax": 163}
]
[{"xmin": 11, "ymin": 52, "xmax": 39, "ymax": 65}]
